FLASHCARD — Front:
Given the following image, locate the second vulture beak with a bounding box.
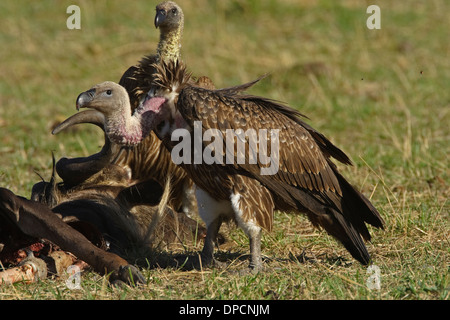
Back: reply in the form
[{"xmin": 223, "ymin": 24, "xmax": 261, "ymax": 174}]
[
  {"xmin": 76, "ymin": 88, "xmax": 95, "ymax": 111},
  {"xmin": 154, "ymin": 9, "xmax": 166, "ymax": 28}
]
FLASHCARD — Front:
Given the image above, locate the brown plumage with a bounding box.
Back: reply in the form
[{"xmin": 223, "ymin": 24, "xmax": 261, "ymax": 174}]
[{"xmin": 151, "ymin": 60, "xmax": 384, "ymax": 268}]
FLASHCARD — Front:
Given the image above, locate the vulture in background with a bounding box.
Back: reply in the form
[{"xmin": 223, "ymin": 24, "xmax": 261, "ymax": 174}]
[
  {"xmin": 54, "ymin": 1, "xmax": 204, "ymax": 213},
  {"xmin": 74, "ymin": 60, "xmax": 385, "ymax": 271}
]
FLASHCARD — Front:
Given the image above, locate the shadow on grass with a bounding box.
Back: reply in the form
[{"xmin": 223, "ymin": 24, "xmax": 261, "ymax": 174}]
[{"xmin": 129, "ymin": 245, "xmax": 356, "ymax": 273}]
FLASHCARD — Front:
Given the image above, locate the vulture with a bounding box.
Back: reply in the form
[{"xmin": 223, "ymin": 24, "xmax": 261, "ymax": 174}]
[
  {"xmin": 54, "ymin": 1, "xmax": 197, "ymax": 213},
  {"xmin": 75, "ymin": 60, "xmax": 384, "ymax": 271}
]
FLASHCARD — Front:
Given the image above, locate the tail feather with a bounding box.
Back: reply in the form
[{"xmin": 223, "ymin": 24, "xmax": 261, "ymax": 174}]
[
  {"xmin": 258, "ymin": 167, "xmax": 383, "ymax": 265},
  {"xmin": 314, "ymin": 170, "xmax": 384, "ymax": 264},
  {"xmin": 331, "ymin": 168, "xmax": 385, "ymax": 232},
  {"xmin": 306, "ymin": 207, "xmax": 371, "ymax": 264}
]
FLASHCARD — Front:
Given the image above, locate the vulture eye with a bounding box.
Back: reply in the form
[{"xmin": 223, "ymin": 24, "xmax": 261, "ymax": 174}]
[
  {"xmin": 106, "ymin": 90, "xmax": 112, "ymax": 96},
  {"xmin": 171, "ymin": 8, "xmax": 177, "ymax": 15}
]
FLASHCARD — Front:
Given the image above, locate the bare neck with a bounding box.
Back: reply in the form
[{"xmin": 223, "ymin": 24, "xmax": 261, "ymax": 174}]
[
  {"xmin": 157, "ymin": 25, "xmax": 183, "ymax": 62},
  {"xmin": 105, "ymin": 103, "xmax": 151, "ymax": 147}
]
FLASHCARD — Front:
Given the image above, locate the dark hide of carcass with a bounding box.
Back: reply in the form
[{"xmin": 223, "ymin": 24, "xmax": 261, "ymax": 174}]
[{"xmin": 0, "ymin": 130, "xmax": 213, "ymax": 286}]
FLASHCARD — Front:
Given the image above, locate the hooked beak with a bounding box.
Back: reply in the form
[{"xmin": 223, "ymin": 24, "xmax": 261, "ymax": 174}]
[
  {"xmin": 154, "ymin": 9, "xmax": 166, "ymax": 28},
  {"xmin": 76, "ymin": 88, "xmax": 95, "ymax": 111}
]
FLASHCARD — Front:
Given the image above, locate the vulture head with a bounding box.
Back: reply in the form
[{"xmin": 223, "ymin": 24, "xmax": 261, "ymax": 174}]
[
  {"xmin": 155, "ymin": 1, "xmax": 184, "ymax": 30},
  {"xmin": 75, "ymin": 81, "xmax": 164, "ymax": 147},
  {"xmin": 76, "ymin": 81, "xmax": 128, "ymax": 116},
  {"xmin": 69, "ymin": 62, "xmax": 191, "ymax": 149}
]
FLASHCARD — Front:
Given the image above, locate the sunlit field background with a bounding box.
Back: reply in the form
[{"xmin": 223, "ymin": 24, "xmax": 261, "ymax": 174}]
[{"xmin": 0, "ymin": 0, "xmax": 448, "ymax": 299}]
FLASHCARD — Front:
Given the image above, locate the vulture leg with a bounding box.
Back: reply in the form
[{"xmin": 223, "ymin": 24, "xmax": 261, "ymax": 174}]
[
  {"xmin": 200, "ymin": 216, "xmax": 222, "ymax": 267},
  {"xmin": 230, "ymin": 177, "xmax": 273, "ymax": 272},
  {"xmin": 0, "ymin": 187, "xmax": 145, "ymax": 285},
  {"xmin": 248, "ymin": 229, "xmax": 263, "ymax": 272}
]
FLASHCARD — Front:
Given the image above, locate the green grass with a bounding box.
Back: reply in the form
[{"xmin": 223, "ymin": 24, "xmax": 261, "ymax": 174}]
[{"xmin": 0, "ymin": 0, "xmax": 448, "ymax": 300}]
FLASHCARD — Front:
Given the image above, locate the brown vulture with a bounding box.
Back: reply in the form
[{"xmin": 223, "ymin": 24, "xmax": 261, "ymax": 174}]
[{"xmin": 75, "ymin": 60, "xmax": 384, "ymax": 271}]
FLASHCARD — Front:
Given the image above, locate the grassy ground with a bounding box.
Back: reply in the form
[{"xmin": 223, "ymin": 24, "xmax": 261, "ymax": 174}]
[{"xmin": 0, "ymin": 0, "xmax": 448, "ymax": 300}]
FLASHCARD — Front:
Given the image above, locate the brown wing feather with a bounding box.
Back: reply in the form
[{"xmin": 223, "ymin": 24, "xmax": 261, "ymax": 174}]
[
  {"xmin": 178, "ymin": 85, "xmax": 342, "ymax": 196},
  {"xmin": 177, "ymin": 83, "xmax": 384, "ymax": 264}
]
